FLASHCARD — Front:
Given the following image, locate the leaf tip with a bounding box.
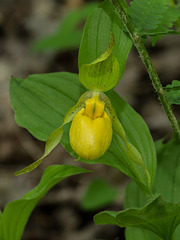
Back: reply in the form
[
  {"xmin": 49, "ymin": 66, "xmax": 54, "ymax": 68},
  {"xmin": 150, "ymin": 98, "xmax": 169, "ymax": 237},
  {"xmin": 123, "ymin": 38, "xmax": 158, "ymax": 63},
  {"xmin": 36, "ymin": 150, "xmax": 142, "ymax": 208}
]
[{"xmin": 14, "ymin": 158, "xmax": 44, "ymax": 176}]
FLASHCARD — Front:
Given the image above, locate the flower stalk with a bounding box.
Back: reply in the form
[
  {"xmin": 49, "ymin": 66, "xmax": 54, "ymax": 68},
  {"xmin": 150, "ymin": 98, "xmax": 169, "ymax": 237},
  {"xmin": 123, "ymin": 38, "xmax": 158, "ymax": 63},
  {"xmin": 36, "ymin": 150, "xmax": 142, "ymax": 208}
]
[{"xmin": 110, "ymin": 0, "xmax": 180, "ymax": 142}]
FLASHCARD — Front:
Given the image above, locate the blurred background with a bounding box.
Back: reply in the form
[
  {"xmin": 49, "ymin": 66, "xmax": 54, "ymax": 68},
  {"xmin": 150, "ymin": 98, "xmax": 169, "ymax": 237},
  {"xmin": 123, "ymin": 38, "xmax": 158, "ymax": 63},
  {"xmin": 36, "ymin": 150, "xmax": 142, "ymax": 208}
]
[{"xmin": 0, "ymin": 0, "xmax": 179, "ymax": 239}]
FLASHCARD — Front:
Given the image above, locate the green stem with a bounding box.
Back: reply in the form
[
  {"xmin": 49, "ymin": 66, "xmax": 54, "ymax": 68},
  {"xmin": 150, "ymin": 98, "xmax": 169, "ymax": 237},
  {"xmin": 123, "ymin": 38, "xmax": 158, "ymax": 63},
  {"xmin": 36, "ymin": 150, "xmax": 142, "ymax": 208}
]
[{"xmin": 110, "ymin": 0, "xmax": 180, "ymax": 142}]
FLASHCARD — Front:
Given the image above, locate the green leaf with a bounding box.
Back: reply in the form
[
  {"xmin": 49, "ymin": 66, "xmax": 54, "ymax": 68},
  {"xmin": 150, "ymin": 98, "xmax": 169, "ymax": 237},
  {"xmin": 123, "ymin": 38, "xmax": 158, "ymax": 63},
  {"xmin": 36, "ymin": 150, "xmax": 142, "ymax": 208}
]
[
  {"xmin": 149, "ymin": 6, "xmax": 180, "ymax": 45},
  {"xmin": 0, "ymin": 165, "xmax": 90, "ymax": 240},
  {"xmin": 79, "ymin": 33, "xmax": 120, "ymax": 91},
  {"xmin": 154, "ymin": 6, "xmax": 180, "ymax": 30},
  {"xmin": 94, "ymin": 194, "xmax": 180, "ymax": 240},
  {"xmin": 10, "ymin": 72, "xmax": 156, "ymax": 194},
  {"xmin": 10, "ymin": 72, "xmax": 85, "ymax": 174},
  {"xmin": 125, "ymin": 177, "xmax": 160, "ymax": 240},
  {"xmin": 154, "ymin": 139, "xmax": 180, "ymax": 203},
  {"xmin": 99, "ymin": 92, "xmax": 151, "ymax": 190},
  {"xmin": 32, "ymin": 3, "xmax": 98, "ymax": 52},
  {"xmin": 150, "ymin": 31, "xmax": 179, "ymax": 46},
  {"xmin": 126, "ymin": 226, "xmax": 161, "ymax": 240},
  {"xmin": 129, "ymin": 0, "xmax": 180, "ymax": 44},
  {"xmin": 78, "ymin": 0, "xmax": 132, "ymax": 81},
  {"xmin": 129, "ymin": 0, "xmax": 169, "ymax": 32},
  {"xmin": 146, "ymin": 30, "xmax": 180, "ymax": 37},
  {"xmin": 10, "ymin": 72, "xmax": 85, "ymax": 141},
  {"xmin": 125, "ymin": 139, "xmax": 180, "ymax": 240},
  {"xmin": 164, "ymin": 80, "xmax": 180, "ymax": 105},
  {"xmin": 14, "ymin": 90, "xmax": 93, "ymax": 175},
  {"xmin": 95, "ymin": 90, "xmax": 156, "ymax": 195},
  {"xmin": 81, "ymin": 178, "xmax": 118, "ymax": 211},
  {"xmin": 174, "ymin": 225, "xmax": 180, "ymax": 239},
  {"xmin": 0, "ymin": 211, "xmax": 2, "ymax": 225}
]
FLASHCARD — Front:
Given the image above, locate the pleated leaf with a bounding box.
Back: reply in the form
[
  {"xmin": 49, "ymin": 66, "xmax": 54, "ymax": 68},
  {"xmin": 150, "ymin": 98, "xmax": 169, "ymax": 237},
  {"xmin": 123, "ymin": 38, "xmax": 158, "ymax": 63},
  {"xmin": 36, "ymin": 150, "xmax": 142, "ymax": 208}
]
[
  {"xmin": 0, "ymin": 165, "xmax": 90, "ymax": 240},
  {"xmin": 94, "ymin": 193, "xmax": 180, "ymax": 240},
  {"xmin": 10, "ymin": 72, "xmax": 156, "ymax": 195},
  {"xmin": 125, "ymin": 139, "xmax": 180, "ymax": 240}
]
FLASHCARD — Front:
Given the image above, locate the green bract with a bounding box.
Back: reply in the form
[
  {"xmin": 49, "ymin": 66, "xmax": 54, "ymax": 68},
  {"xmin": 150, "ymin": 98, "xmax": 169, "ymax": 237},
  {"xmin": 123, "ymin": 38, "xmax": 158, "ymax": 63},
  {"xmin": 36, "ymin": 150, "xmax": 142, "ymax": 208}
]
[
  {"xmin": 78, "ymin": 0, "xmax": 132, "ymax": 79},
  {"xmin": 79, "ymin": 34, "xmax": 120, "ymax": 92}
]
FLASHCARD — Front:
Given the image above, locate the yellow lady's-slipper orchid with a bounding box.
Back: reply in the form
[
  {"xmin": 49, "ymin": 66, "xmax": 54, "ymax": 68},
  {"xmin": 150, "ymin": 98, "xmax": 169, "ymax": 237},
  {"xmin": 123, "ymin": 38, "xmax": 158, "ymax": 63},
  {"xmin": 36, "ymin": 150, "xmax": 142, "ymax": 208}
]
[{"xmin": 69, "ymin": 94, "xmax": 113, "ymax": 160}]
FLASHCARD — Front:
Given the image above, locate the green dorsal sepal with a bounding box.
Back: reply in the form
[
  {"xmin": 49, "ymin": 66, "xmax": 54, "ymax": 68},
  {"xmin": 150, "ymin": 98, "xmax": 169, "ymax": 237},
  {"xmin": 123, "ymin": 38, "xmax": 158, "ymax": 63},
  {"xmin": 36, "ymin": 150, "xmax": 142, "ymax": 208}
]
[{"xmin": 79, "ymin": 33, "xmax": 120, "ymax": 92}]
